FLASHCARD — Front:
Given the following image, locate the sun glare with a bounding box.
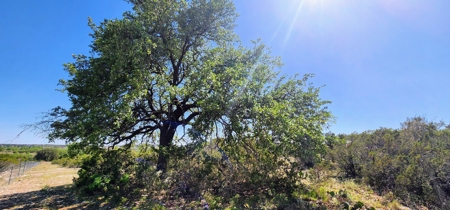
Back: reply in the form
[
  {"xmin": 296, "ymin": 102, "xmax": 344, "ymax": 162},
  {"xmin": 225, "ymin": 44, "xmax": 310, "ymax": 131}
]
[
  {"xmin": 270, "ymin": 0, "xmax": 327, "ymax": 49},
  {"xmin": 283, "ymin": 0, "xmax": 305, "ymax": 47}
]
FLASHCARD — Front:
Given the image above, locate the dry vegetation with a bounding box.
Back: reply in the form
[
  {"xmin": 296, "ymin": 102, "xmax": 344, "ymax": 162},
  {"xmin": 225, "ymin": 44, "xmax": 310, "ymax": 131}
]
[
  {"xmin": 0, "ymin": 162, "xmax": 136, "ymax": 209},
  {"xmin": 0, "ymin": 161, "xmax": 423, "ymax": 209},
  {"xmin": 0, "ymin": 162, "xmax": 88, "ymax": 209},
  {"xmin": 0, "ymin": 162, "xmax": 77, "ymax": 196},
  {"xmin": 300, "ymin": 168, "xmax": 415, "ymax": 210}
]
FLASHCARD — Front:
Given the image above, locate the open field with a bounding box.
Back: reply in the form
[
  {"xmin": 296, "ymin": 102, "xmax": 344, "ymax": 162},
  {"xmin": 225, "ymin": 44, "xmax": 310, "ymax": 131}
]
[
  {"xmin": 0, "ymin": 162, "xmax": 88, "ymax": 209},
  {"xmin": 0, "ymin": 162, "xmax": 131, "ymax": 209},
  {"xmin": 0, "ymin": 162, "xmax": 77, "ymax": 196}
]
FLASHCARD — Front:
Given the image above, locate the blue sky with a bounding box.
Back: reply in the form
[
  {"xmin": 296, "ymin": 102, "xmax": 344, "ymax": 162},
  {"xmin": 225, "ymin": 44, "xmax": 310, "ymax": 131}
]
[{"xmin": 1, "ymin": 0, "xmax": 450, "ymax": 144}]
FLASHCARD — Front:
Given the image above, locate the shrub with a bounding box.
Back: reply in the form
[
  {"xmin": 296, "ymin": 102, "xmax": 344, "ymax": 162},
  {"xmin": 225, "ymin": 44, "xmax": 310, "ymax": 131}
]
[
  {"xmin": 329, "ymin": 117, "xmax": 450, "ymax": 208},
  {"xmin": 51, "ymin": 154, "xmax": 86, "ymax": 168},
  {"xmin": 0, "ymin": 153, "xmax": 34, "ymax": 172},
  {"xmin": 0, "ymin": 153, "xmax": 34, "ymax": 164},
  {"xmin": 74, "ymin": 149, "xmax": 135, "ymax": 197},
  {"xmin": 35, "ymin": 148, "xmax": 59, "ymax": 161}
]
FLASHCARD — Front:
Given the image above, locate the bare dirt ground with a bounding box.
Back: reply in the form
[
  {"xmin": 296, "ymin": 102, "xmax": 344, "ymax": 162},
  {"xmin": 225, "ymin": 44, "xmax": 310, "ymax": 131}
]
[
  {"xmin": 0, "ymin": 162, "xmax": 110, "ymax": 210},
  {"xmin": 0, "ymin": 162, "xmax": 77, "ymax": 196}
]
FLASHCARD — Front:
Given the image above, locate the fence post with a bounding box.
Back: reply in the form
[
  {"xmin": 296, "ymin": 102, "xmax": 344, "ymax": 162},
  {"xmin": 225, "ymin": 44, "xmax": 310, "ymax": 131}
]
[
  {"xmin": 22, "ymin": 161, "xmax": 27, "ymax": 174},
  {"xmin": 8, "ymin": 165, "xmax": 14, "ymax": 185},
  {"xmin": 17, "ymin": 162, "xmax": 22, "ymax": 176}
]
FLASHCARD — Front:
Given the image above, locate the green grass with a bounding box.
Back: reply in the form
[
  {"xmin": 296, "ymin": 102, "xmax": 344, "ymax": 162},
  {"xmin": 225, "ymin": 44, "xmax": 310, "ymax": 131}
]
[{"xmin": 299, "ymin": 167, "xmax": 409, "ymax": 210}]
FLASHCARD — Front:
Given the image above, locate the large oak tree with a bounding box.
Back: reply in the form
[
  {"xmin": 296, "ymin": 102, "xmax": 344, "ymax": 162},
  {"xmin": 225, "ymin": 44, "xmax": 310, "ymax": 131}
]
[{"xmin": 44, "ymin": 0, "xmax": 332, "ymax": 175}]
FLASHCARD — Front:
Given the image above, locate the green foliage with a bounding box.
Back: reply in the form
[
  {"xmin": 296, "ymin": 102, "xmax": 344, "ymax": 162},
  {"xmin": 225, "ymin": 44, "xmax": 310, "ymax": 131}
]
[
  {"xmin": 51, "ymin": 154, "xmax": 88, "ymax": 168},
  {"xmin": 56, "ymin": 148, "xmax": 69, "ymax": 158},
  {"xmin": 74, "ymin": 149, "xmax": 135, "ymax": 197},
  {"xmin": 17, "ymin": 146, "xmax": 48, "ymax": 153},
  {"xmin": 0, "ymin": 145, "xmax": 42, "ymax": 172},
  {"xmin": 329, "ymin": 117, "xmax": 450, "ymax": 209},
  {"xmin": 341, "ymin": 201, "xmax": 371, "ymax": 210},
  {"xmin": 33, "ymin": 0, "xmax": 332, "ymax": 208},
  {"xmin": 0, "ymin": 145, "xmax": 59, "ymax": 154},
  {"xmin": 35, "ymin": 148, "xmax": 59, "ymax": 161},
  {"xmin": 0, "ymin": 153, "xmax": 34, "ymax": 172},
  {"xmin": 0, "ymin": 153, "xmax": 34, "ymax": 164}
]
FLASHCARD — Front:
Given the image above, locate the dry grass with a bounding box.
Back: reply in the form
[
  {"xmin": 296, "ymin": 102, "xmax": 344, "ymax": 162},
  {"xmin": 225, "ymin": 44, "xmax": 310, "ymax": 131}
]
[
  {"xmin": 0, "ymin": 161, "xmax": 427, "ymax": 209},
  {"xmin": 0, "ymin": 162, "xmax": 78, "ymax": 196},
  {"xmin": 0, "ymin": 162, "xmax": 133, "ymax": 209},
  {"xmin": 0, "ymin": 162, "xmax": 93, "ymax": 210},
  {"xmin": 300, "ymin": 168, "xmax": 414, "ymax": 210}
]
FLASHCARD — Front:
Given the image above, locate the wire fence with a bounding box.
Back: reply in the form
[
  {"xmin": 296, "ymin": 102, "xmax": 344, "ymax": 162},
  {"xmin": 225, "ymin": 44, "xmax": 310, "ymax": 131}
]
[{"xmin": 0, "ymin": 161, "xmax": 41, "ymax": 186}]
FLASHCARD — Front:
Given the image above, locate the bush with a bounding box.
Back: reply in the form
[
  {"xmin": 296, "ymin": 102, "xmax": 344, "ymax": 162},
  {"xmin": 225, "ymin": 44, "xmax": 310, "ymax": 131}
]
[
  {"xmin": 51, "ymin": 153, "xmax": 87, "ymax": 168},
  {"xmin": 329, "ymin": 117, "xmax": 450, "ymax": 209},
  {"xmin": 35, "ymin": 148, "xmax": 59, "ymax": 161},
  {"xmin": 0, "ymin": 153, "xmax": 34, "ymax": 172},
  {"xmin": 74, "ymin": 149, "xmax": 135, "ymax": 197},
  {"xmin": 0, "ymin": 153, "xmax": 34, "ymax": 164}
]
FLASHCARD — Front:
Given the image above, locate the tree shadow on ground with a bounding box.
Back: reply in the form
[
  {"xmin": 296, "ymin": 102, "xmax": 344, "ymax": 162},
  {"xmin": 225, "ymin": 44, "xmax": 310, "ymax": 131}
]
[{"xmin": 0, "ymin": 185, "xmax": 112, "ymax": 210}]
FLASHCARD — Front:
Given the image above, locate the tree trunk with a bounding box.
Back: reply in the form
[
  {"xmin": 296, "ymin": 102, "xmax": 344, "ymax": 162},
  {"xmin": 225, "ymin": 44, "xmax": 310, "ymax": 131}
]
[{"xmin": 156, "ymin": 124, "xmax": 176, "ymax": 173}]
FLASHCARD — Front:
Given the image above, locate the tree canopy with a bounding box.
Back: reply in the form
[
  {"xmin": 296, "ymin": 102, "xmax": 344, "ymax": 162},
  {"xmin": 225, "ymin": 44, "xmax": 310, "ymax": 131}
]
[{"xmin": 37, "ymin": 0, "xmax": 332, "ymax": 200}]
